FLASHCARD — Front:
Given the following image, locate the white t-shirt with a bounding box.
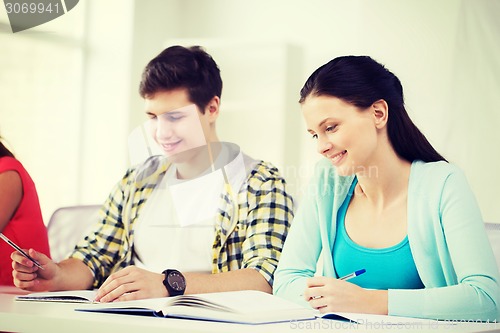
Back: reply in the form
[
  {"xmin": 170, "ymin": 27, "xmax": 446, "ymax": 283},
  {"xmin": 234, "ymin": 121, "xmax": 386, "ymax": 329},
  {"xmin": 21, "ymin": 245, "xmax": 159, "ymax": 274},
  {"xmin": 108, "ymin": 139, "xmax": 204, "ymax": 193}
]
[{"xmin": 133, "ymin": 143, "xmax": 254, "ymax": 273}]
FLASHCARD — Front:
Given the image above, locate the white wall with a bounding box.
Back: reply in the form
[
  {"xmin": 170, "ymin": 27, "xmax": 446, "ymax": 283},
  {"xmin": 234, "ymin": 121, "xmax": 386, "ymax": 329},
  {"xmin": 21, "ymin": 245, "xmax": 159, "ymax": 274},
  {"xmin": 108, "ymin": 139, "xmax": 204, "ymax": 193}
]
[
  {"xmin": 1, "ymin": 0, "xmax": 135, "ymax": 221},
  {"xmin": 2, "ymin": 0, "xmax": 499, "ymax": 223},
  {"xmin": 141, "ymin": 0, "xmax": 498, "ymax": 221},
  {"xmin": 78, "ymin": 0, "xmax": 135, "ymax": 204},
  {"xmin": 1, "ymin": 3, "xmax": 87, "ymax": 221}
]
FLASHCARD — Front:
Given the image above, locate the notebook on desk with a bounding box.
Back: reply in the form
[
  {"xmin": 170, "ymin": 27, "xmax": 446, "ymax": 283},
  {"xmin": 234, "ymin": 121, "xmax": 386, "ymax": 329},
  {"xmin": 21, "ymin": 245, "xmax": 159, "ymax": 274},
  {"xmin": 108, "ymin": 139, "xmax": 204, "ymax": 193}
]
[
  {"xmin": 76, "ymin": 290, "xmax": 316, "ymax": 325},
  {"xmin": 16, "ymin": 290, "xmax": 98, "ymax": 303}
]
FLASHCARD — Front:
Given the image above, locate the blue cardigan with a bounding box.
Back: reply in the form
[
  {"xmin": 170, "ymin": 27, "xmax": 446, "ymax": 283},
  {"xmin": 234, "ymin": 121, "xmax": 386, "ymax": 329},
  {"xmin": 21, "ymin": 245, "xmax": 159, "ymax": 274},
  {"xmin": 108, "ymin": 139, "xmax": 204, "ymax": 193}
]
[{"xmin": 273, "ymin": 159, "xmax": 500, "ymax": 321}]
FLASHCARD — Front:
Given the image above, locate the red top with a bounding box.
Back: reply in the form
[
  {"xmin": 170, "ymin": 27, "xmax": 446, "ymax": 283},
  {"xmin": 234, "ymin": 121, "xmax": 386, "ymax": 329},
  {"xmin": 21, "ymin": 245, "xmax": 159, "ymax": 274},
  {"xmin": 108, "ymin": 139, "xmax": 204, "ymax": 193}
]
[{"xmin": 0, "ymin": 156, "xmax": 51, "ymax": 286}]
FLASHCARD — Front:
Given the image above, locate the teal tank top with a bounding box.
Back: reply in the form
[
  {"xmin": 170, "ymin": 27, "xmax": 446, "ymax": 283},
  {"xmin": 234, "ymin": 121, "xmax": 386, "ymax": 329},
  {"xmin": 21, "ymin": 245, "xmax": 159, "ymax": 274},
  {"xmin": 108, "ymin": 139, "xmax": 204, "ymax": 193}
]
[{"xmin": 333, "ymin": 179, "xmax": 424, "ymax": 290}]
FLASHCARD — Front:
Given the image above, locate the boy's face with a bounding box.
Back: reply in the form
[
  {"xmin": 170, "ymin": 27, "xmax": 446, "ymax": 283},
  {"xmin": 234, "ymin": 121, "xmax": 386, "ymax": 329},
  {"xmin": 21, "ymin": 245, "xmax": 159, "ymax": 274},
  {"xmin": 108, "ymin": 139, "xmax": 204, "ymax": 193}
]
[{"xmin": 144, "ymin": 89, "xmax": 211, "ymax": 162}]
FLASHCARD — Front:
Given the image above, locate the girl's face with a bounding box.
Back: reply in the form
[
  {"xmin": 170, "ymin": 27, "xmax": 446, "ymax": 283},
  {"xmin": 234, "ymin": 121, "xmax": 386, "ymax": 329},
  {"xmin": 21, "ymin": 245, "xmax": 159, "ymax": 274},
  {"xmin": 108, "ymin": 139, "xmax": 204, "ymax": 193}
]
[
  {"xmin": 145, "ymin": 89, "xmax": 212, "ymax": 163},
  {"xmin": 301, "ymin": 95, "xmax": 380, "ymax": 176}
]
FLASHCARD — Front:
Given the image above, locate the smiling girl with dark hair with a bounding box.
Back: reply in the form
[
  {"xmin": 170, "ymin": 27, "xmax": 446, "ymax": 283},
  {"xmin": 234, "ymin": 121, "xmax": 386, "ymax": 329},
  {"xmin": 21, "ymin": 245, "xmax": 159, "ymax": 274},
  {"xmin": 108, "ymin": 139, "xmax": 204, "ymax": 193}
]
[{"xmin": 274, "ymin": 55, "xmax": 499, "ymax": 321}]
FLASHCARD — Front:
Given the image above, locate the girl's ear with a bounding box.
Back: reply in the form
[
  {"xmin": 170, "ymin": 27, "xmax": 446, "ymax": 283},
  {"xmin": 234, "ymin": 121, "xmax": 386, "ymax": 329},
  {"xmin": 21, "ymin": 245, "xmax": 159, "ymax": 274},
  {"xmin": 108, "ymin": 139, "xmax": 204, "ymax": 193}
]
[{"xmin": 372, "ymin": 99, "xmax": 389, "ymax": 129}]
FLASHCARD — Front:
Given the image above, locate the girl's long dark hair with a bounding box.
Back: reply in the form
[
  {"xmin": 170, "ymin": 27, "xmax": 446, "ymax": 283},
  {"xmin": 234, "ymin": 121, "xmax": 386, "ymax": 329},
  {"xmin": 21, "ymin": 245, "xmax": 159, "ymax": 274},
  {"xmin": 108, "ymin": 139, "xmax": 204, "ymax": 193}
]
[
  {"xmin": 0, "ymin": 139, "xmax": 15, "ymax": 158},
  {"xmin": 299, "ymin": 56, "xmax": 446, "ymax": 163}
]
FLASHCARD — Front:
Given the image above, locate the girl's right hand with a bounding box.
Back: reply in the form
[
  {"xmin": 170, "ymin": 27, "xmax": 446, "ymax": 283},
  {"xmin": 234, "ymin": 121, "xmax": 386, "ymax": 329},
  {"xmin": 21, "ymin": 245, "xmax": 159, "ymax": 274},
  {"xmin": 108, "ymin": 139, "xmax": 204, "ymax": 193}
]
[{"xmin": 11, "ymin": 249, "xmax": 58, "ymax": 291}]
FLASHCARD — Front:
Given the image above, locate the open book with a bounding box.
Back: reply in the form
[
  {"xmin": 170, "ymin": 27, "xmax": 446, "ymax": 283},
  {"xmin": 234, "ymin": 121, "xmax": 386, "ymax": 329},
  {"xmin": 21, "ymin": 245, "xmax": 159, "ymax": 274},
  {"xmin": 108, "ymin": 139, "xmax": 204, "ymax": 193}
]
[
  {"xmin": 16, "ymin": 290, "xmax": 98, "ymax": 303},
  {"xmin": 75, "ymin": 290, "xmax": 316, "ymax": 325},
  {"xmin": 15, "ymin": 290, "xmax": 441, "ymax": 326}
]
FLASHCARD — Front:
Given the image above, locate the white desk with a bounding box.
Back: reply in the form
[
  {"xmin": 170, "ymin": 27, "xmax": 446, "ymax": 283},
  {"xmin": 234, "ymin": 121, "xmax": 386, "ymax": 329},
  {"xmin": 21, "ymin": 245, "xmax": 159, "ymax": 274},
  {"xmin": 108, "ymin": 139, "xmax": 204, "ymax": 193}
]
[{"xmin": 0, "ymin": 287, "xmax": 498, "ymax": 333}]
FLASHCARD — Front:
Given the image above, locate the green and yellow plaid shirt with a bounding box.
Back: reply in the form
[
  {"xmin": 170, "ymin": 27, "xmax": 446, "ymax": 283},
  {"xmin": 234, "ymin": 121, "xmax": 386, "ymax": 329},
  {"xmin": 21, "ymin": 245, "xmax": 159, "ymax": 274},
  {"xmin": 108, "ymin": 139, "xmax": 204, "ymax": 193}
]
[{"xmin": 70, "ymin": 156, "xmax": 294, "ymax": 288}]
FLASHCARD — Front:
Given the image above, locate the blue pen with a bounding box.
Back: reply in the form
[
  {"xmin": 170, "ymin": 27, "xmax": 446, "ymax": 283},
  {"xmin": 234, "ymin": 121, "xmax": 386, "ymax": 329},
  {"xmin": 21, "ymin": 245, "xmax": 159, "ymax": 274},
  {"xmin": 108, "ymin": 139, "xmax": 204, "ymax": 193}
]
[
  {"xmin": 339, "ymin": 268, "xmax": 366, "ymax": 281},
  {"xmin": 302, "ymin": 269, "xmax": 366, "ymax": 299}
]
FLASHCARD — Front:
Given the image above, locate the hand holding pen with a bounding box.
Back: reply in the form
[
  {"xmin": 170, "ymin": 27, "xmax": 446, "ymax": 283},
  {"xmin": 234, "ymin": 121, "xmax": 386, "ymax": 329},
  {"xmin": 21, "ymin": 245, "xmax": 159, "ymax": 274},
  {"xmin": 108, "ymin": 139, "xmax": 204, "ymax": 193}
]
[
  {"xmin": 0, "ymin": 233, "xmax": 44, "ymax": 269},
  {"xmin": 301, "ymin": 269, "xmax": 366, "ymax": 296},
  {"xmin": 303, "ymin": 268, "xmax": 369, "ymax": 313},
  {"xmin": 4, "ymin": 232, "xmax": 59, "ymax": 292}
]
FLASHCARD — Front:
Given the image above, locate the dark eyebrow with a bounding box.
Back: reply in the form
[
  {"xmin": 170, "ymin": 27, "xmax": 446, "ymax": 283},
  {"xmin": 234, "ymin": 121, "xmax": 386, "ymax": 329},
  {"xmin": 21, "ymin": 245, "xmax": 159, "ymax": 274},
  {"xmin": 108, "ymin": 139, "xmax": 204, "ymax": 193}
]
[
  {"xmin": 307, "ymin": 117, "xmax": 338, "ymax": 132},
  {"xmin": 318, "ymin": 118, "xmax": 336, "ymax": 127}
]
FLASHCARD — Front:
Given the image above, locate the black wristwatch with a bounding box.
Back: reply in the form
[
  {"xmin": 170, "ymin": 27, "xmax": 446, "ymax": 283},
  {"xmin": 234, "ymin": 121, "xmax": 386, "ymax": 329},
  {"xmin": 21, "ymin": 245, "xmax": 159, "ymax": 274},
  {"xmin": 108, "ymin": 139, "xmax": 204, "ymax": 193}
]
[{"xmin": 162, "ymin": 269, "xmax": 186, "ymax": 296}]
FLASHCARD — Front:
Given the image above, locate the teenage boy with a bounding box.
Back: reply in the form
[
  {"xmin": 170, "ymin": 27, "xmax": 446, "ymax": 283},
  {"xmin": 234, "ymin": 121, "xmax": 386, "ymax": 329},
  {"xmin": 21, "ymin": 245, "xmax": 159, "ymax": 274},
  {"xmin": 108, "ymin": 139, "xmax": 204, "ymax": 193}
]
[{"xmin": 11, "ymin": 46, "xmax": 294, "ymax": 302}]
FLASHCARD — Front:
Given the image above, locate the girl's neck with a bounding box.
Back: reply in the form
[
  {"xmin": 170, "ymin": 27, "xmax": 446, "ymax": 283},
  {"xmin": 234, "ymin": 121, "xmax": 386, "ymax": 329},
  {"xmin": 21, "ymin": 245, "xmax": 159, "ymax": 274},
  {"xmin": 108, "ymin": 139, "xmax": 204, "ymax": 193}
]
[{"xmin": 355, "ymin": 154, "xmax": 411, "ymax": 211}]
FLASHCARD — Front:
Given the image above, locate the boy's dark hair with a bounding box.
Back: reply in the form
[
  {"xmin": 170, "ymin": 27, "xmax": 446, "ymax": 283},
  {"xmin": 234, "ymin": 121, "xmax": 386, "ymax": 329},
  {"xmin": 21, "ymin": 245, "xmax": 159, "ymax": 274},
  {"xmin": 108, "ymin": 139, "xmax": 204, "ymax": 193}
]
[{"xmin": 139, "ymin": 45, "xmax": 223, "ymax": 113}]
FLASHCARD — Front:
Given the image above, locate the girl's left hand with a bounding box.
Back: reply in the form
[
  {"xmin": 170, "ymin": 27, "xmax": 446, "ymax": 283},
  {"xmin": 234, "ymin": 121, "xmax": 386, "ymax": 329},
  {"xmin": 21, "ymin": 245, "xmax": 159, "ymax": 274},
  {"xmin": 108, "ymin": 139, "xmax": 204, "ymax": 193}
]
[{"xmin": 304, "ymin": 276, "xmax": 388, "ymax": 314}]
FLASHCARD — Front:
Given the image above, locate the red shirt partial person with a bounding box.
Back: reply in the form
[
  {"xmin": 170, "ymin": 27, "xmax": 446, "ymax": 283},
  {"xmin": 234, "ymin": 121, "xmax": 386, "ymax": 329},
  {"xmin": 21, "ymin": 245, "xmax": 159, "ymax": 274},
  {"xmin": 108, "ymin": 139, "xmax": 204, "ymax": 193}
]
[{"xmin": 0, "ymin": 156, "xmax": 51, "ymax": 286}]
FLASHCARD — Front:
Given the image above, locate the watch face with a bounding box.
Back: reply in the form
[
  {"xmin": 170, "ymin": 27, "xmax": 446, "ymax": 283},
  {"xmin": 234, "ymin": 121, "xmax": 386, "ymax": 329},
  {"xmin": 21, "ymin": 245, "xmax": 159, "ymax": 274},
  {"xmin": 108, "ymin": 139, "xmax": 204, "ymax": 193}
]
[{"xmin": 167, "ymin": 271, "xmax": 186, "ymax": 291}]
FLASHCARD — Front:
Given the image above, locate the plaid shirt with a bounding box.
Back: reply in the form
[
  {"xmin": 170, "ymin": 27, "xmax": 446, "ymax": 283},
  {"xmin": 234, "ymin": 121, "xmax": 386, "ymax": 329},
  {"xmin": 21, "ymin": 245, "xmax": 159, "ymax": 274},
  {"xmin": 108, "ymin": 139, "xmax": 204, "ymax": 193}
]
[{"xmin": 70, "ymin": 156, "xmax": 294, "ymax": 288}]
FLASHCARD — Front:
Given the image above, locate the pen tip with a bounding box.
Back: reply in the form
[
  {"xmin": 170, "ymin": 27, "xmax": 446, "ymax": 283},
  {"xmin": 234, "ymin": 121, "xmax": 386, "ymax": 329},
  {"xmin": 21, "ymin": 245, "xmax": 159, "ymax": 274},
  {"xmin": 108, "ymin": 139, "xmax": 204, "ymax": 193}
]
[{"xmin": 356, "ymin": 269, "xmax": 366, "ymax": 275}]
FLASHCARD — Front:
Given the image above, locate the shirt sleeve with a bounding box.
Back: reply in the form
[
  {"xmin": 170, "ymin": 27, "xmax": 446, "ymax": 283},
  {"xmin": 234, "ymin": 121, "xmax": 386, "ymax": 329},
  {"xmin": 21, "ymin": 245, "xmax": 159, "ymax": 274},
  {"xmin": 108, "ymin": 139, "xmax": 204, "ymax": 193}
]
[
  {"xmin": 240, "ymin": 164, "xmax": 294, "ymax": 287},
  {"xmin": 389, "ymin": 167, "xmax": 500, "ymax": 321},
  {"xmin": 272, "ymin": 161, "xmax": 326, "ymax": 307}
]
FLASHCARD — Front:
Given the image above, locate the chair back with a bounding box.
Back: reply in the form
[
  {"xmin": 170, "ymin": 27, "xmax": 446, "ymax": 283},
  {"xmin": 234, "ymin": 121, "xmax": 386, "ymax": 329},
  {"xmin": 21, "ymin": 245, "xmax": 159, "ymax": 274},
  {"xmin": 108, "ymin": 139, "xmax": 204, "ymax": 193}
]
[
  {"xmin": 485, "ymin": 222, "xmax": 500, "ymax": 271},
  {"xmin": 47, "ymin": 205, "xmax": 101, "ymax": 262}
]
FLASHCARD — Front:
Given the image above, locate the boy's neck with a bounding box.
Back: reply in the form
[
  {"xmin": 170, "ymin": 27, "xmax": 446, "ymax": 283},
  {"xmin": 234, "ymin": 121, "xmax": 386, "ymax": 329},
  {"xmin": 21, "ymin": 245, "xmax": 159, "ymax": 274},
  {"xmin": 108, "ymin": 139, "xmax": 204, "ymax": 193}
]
[{"xmin": 175, "ymin": 142, "xmax": 222, "ymax": 180}]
